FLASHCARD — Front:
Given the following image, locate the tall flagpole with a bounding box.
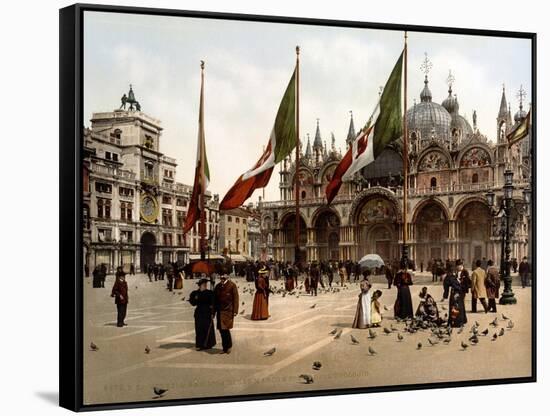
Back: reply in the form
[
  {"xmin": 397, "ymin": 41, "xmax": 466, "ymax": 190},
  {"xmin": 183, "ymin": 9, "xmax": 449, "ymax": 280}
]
[
  {"xmin": 199, "ymin": 60, "xmax": 207, "ymax": 262},
  {"xmin": 294, "ymin": 46, "xmax": 301, "ymax": 264},
  {"xmin": 401, "ymin": 32, "xmax": 409, "ymax": 266}
]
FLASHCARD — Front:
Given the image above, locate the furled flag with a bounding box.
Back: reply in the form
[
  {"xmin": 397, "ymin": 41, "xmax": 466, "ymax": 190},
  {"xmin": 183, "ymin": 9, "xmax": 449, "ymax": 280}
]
[
  {"xmin": 220, "ymin": 69, "xmax": 296, "ymax": 210},
  {"xmin": 507, "ymin": 109, "xmax": 531, "ymax": 147},
  {"xmin": 326, "ymin": 51, "xmax": 404, "ymax": 204},
  {"xmin": 183, "ymin": 62, "xmax": 210, "ymax": 235}
]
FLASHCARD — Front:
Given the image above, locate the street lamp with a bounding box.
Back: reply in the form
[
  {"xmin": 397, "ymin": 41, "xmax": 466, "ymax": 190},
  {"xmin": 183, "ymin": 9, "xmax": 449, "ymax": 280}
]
[{"xmin": 485, "ymin": 169, "xmax": 530, "ymax": 305}]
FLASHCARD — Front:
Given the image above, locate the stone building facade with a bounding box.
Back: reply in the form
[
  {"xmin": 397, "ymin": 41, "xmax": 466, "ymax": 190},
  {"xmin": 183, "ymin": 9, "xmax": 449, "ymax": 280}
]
[
  {"xmin": 82, "ymin": 87, "xmax": 220, "ymax": 274},
  {"xmin": 259, "ymin": 70, "xmax": 531, "ymax": 268}
]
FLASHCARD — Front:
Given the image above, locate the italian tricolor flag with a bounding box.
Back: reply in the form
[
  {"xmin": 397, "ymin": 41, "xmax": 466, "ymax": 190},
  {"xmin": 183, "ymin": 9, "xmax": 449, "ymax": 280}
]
[
  {"xmin": 183, "ymin": 64, "xmax": 210, "ymax": 235},
  {"xmin": 326, "ymin": 51, "xmax": 404, "ymax": 204},
  {"xmin": 220, "ymin": 69, "xmax": 296, "ymax": 210}
]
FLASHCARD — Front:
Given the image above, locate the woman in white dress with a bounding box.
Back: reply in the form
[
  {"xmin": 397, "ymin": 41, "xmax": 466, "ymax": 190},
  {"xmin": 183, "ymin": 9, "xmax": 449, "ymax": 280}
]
[{"xmin": 352, "ymin": 274, "xmax": 372, "ymax": 329}]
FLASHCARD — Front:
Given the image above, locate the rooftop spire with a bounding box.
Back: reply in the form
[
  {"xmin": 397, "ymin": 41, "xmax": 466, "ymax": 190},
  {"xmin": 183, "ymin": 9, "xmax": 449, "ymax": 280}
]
[
  {"xmin": 305, "ymin": 133, "xmax": 312, "ymax": 159},
  {"xmin": 419, "ymin": 52, "xmax": 433, "ymax": 103},
  {"xmin": 498, "ymin": 83, "xmax": 508, "ymax": 119},
  {"xmin": 346, "ymin": 110, "xmax": 356, "ymax": 145},
  {"xmin": 313, "ymin": 118, "xmax": 323, "ymax": 149}
]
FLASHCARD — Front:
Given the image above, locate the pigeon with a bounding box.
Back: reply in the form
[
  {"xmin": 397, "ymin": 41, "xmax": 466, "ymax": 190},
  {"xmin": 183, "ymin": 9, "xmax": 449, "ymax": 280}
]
[
  {"xmin": 443, "ymin": 337, "xmax": 452, "ymax": 345},
  {"xmin": 299, "ymin": 374, "xmax": 314, "ymax": 384},
  {"xmin": 390, "ymin": 324, "xmax": 398, "ymax": 332},
  {"xmin": 368, "ymin": 346, "xmax": 377, "ymax": 356},
  {"xmin": 474, "ymin": 321, "xmax": 480, "ymax": 327},
  {"xmin": 312, "ymin": 361, "xmax": 322, "ymax": 370},
  {"xmin": 242, "ymin": 301, "xmax": 245, "ymax": 306},
  {"xmin": 428, "ymin": 338, "xmax": 439, "ymax": 346},
  {"xmin": 481, "ymin": 328, "xmax": 489, "ymax": 336},
  {"xmin": 350, "ymin": 334, "xmax": 360, "ymax": 345},
  {"xmin": 181, "ymin": 297, "xmax": 186, "ymax": 302},
  {"xmin": 90, "ymin": 342, "xmax": 99, "ymax": 351},
  {"xmin": 469, "ymin": 335, "xmax": 479, "ymax": 345},
  {"xmin": 383, "ymin": 305, "xmax": 390, "ymax": 311},
  {"xmin": 383, "ymin": 327, "xmax": 392, "ymax": 335},
  {"xmin": 498, "ymin": 328, "xmax": 505, "ymax": 337},
  {"xmin": 329, "ymin": 328, "xmax": 338, "ymax": 335},
  {"xmin": 334, "ymin": 330, "xmax": 343, "ymax": 339},
  {"xmin": 461, "ymin": 341, "xmax": 469, "ymax": 350},
  {"xmin": 397, "ymin": 333, "xmax": 404, "ymax": 342},
  {"xmin": 263, "ymin": 347, "xmax": 276, "ymax": 356},
  {"xmin": 457, "ymin": 326, "xmax": 464, "ymax": 334},
  {"xmin": 310, "ymin": 304, "xmax": 316, "ymax": 309},
  {"xmin": 153, "ymin": 387, "xmax": 167, "ymax": 397},
  {"xmin": 490, "ymin": 317, "xmax": 499, "ymax": 327},
  {"xmin": 417, "ymin": 342, "xmax": 422, "ymax": 350},
  {"xmin": 507, "ymin": 320, "xmax": 515, "ymax": 330},
  {"xmin": 502, "ymin": 313, "xmax": 510, "ymax": 320},
  {"xmin": 368, "ymin": 329, "xmax": 377, "ymax": 339},
  {"xmin": 492, "ymin": 333, "xmax": 498, "ymax": 341},
  {"xmin": 145, "ymin": 345, "xmax": 151, "ymax": 354}
]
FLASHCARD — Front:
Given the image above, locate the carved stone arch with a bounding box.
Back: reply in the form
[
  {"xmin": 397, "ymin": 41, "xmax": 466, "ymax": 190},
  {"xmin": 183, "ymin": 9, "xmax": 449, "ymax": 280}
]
[
  {"xmin": 311, "ymin": 206, "xmax": 341, "ymax": 228},
  {"xmin": 456, "ymin": 143, "xmax": 494, "ymax": 168},
  {"xmin": 348, "ymin": 187, "xmax": 401, "ymax": 225},
  {"xmin": 451, "ymin": 195, "xmax": 490, "ymax": 221},
  {"xmin": 416, "ymin": 145, "xmax": 454, "ymax": 172},
  {"xmin": 290, "ymin": 165, "xmax": 315, "ymax": 184},
  {"xmin": 278, "ymin": 209, "xmax": 308, "ymax": 229},
  {"xmin": 318, "ymin": 160, "xmax": 341, "ymax": 185},
  {"xmin": 411, "ymin": 197, "xmax": 450, "ymax": 223}
]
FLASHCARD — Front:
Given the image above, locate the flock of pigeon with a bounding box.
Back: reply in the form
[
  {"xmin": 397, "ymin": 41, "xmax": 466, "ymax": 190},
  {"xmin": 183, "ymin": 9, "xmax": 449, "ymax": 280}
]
[{"xmin": 88, "ymin": 278, "xmax": 517, "ymax": 396}]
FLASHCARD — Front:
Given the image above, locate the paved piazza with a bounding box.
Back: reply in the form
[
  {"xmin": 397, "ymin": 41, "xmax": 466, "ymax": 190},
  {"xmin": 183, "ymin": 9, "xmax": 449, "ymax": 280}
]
[{"xmin": 83, "ymin": 273, "xmax": 532, "ymax": 405}]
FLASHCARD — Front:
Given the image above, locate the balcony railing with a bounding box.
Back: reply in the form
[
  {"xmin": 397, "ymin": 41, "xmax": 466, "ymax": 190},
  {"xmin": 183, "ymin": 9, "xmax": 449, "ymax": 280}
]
[{"xmin": 91, "ymin": 164, "xmax": 136, "ymax": 180}]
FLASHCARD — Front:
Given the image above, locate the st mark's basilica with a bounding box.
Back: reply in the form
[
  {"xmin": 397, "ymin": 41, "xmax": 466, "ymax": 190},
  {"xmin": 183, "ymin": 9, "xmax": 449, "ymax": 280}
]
[{"xmin": 259, "ymin": 62, "xmax": 532, "ymax": 267}]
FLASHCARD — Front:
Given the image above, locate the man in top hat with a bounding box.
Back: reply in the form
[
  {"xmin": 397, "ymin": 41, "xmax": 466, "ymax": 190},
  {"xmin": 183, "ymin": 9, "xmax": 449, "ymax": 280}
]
[
  {"xmin": 111, "ymin": 266, "xmax": 129, "ymax": 327},
  {"xmin": 214, "ymin": 274, "xmax": 239, "ymax": 354}
]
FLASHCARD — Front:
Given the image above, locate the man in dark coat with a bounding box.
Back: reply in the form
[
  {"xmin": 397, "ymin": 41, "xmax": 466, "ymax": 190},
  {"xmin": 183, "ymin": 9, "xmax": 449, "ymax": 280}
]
[
  {"xmin": 518, "ymin": 257, "xmax": 530, "ymax": 288},
  {"xmin": 485, "ymin": 260, "xmax": 500, "ymax": 312},
  {"xmin": 100, "ymin": 263, "xmax": 107, "ymax": 287},
  {"xmin": 111, "ymin": 267, "xmax": 129, "ymax": 327},
  {"xmin": 309, "ymin": 262, "xmax": 320, "ymax": 296},
  {"xmin": 214, "ymin": 274, "xmax": 239, "ymax": 354},
  {"xmin": 166, "ymin": 263, "xmax": 174, "ymax": 291}
]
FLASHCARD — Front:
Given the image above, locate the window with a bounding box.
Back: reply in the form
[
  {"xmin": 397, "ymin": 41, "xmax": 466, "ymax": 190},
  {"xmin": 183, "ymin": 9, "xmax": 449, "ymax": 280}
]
[
  {"xmin": 163, "ymin": 233, "xmax": 173, "ymax": 246},
  {"xmin": 144, "ymin": 135, "xmax": 154, "ymax": 149},
  {"xmin": 98, "ymin": 228, "xmax": 112, "ymax": 242},
  {"xmin": 177, "ymin": 212, "xmax": 184, "ymax": 227},
  {"xmin": 430, "ymin": 177, "xmax": 437, "ymax": 188},
  {"xmin": 236, "ymin": 218, "xmax": 240, "ymax": 224},
  {"xmin": 301, "ymin": 190, "xmax": 306, "ymax": 199},
  {"xmin": 243, "ymin": 219, "xmax": 247, "ymax": 225},
  {"xmin": 236, "ymin": 229, "xmax": 240, "ymax": 238},
  {"xmin": 119, "ymin": 187, "xmax": 134, "ymax": 197},
  {"xmin": 95, "ymin": 182, "xmax": 112, "ymax": 194},
  {"xmin": 105, "ymin": 151, "xmax": 111, "ymax": 160},
  {"xmin": 176, "ymin": 198, "xmax": 186, "ymax": 207},
  {"xmin": 227, "ymin": 216, "xmax": 232, "ymax": 223},
  {"xmin": 120, "ymin": 202, "xmax": 127, "ymax": 220},
  {"xmin": 97, "ymin": 198, "xmax": 111, "ymax": 218},
  {"xmin": 162, "ymin": 209, "xmax": 173, "ymax": 226},
  {"xmin": 177, "ymin": 234, "xmax": 185, "ymax": 246},
  {"xmin": 121, "ymin": 230, "xmax": 133, "ymax": 243},
  {"xmin": 112, "ymin": 129, "xmax": 122, "ymax": 144},
  {"xmin": 112, "ymin": 153, "xmax": 118, "ymax": 162},
  {"xmin": 228, "ymin": 228, "xmax": 231, "ymax": 236},
  {"xmin": 472, "ymin": 173, "xmax": 479, "ymax": 184},
  {"xmin": 162, "ymin": 195, "xmax": 172, "ymax": 204},
  {"xmin": 144, "ymin": 161, "xmax": 154, "ymax": 178}
]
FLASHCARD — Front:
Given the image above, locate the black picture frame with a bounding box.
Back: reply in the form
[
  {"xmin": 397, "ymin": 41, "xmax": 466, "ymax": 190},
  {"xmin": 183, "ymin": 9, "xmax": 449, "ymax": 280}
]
[{"xmin": 59, "ymin": 3, "xmax": 537, "ymax": 412}]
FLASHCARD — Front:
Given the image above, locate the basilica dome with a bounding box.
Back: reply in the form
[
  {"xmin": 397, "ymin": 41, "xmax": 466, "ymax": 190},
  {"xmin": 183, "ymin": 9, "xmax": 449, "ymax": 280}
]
[{"xmin": 407, "ymin": 76, "xmax": 451, "ymax": 142}]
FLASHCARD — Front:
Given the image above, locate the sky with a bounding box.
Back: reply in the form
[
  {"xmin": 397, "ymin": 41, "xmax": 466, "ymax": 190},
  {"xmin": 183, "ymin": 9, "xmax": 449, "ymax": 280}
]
[{"xmin": 83, "ymin": 11, "xmax": 532, "ymax": 202}]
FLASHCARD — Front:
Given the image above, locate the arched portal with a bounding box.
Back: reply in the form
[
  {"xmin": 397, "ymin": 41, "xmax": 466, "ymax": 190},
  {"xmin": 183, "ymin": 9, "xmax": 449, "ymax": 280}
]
[
  {"xmin": 140, "ymin": 232, "xmax": 156, "ymax": 271},
  {"xmin": 414, "ymin": 202, "xmax": 449, "ymax": 264},
  {"xmin": 456, "ymin": 201, "xmax": 491, "ymax": 266},
  {"xmin": 280, "ymin": 213, "xmax": 307, "ymax": 262},
  {"xmin": 313, "ymin": 210, "xmax": 340, "ymax": 261},
  {"xmin": 355, "ymin": 196, "xmax": 399, "ymax": 262}
]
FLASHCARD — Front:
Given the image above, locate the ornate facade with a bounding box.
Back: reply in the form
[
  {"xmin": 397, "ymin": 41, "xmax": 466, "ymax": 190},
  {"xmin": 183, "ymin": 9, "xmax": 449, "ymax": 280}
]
[
  {"xmin": 83, "ymin": 86, "xmax": 220, "ymax": 274},
  {"xmin": 259, "ymin": 65, "xmax": 532, "ymax": 267}
]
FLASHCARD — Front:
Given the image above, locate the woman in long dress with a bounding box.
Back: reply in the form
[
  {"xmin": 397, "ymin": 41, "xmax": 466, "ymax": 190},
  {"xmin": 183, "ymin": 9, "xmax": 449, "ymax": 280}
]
[
  {"xmin": 393, "ymin": 262, "xmax": 414, "ymax": 320},
  {"xmin": 188, "ymin": 278, "xmax": 216, "ymax": 350},
  {"xmin": 352, "ymin": 277, "xmax": 372, "ymax": 329},
  {"xmin": 251, "ymin": 268, "xmax": 270, "ymax": 320}
]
